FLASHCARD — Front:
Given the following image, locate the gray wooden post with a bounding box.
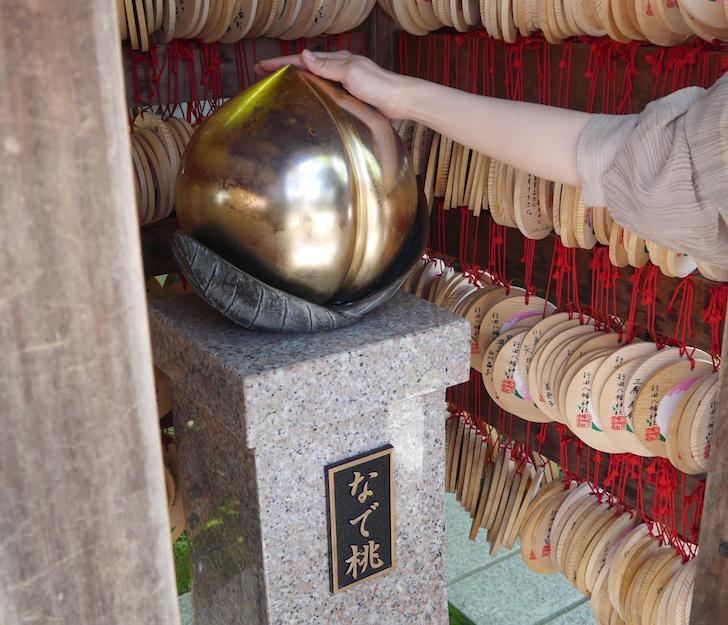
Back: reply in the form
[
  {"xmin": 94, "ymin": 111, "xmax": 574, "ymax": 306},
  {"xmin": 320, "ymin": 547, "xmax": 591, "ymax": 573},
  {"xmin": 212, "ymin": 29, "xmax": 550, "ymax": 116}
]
[{"xmin": 0, "ymin": 3, "xmax": 180, "ymax": 625}]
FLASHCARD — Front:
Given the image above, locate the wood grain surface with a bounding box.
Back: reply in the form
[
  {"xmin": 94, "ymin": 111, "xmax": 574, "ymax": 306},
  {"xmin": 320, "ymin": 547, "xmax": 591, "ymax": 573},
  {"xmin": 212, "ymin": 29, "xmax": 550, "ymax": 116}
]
[{"xmin": 0, "ymin": 2, "xmax": 179, "ymax": 625}]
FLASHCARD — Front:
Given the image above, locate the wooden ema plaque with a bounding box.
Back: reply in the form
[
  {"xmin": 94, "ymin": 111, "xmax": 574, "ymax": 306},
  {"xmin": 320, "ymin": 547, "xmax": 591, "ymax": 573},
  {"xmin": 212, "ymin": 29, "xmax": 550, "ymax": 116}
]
[{"xmin": 325, "ymin": 445, "xmax": 396, "ymax": 593}]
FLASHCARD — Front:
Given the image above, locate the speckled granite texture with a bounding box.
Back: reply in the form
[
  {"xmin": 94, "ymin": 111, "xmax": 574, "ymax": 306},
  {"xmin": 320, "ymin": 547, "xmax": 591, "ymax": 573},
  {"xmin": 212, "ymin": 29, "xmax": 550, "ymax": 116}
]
[{"xmin": 150, "ymin": 293, "xmax": 470, "ymax": 625}]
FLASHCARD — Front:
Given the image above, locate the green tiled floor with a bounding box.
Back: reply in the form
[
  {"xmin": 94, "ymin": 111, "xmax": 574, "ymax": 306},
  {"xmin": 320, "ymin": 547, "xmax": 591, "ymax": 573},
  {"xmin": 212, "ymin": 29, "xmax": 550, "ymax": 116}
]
[
  {"xmin": 178, "ymin": 495, "xmax": 597, "ymax": 625},
  {"xmin": 445, "ymin": 493, "xmax": 597, "ymax": 625}
]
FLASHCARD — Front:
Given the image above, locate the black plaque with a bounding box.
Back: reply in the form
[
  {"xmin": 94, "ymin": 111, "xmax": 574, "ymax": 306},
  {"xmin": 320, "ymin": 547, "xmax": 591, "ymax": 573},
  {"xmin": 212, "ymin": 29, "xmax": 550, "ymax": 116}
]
[{"xmin": 324, "ymin": 445, "xmax": 396, "ymax": 593}]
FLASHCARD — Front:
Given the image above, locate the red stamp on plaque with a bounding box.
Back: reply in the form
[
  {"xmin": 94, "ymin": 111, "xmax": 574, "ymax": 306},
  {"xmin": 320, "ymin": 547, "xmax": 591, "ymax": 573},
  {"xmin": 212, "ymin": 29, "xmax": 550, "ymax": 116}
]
[
  {"xmin": 611, "ymin": 415, "xmax": 627, "ymax": 431},
  {"xmin": 576, "ymin": 413, "xmax": 592, "ymax": 428},
  {"xmin": 541, "ymin": 545, "xmax": 551, "ymax": 557},
  {"xmin": 530, "ymin": 550, "xmax": 537, "ymax": 561},
  {"xmin": 500, "ymin": 379, "xmax": 516, "ymax": 394},
  {"xmin": 471, "ymin": 342, "xmax": 479, "ymax": 355},
  {"xmin": 704, "ymin": 443, "xmax": 711, "ymax": 460},
  {"xmin": 644, "ymin": 426, "xmax": 661, "ymax": 442}
]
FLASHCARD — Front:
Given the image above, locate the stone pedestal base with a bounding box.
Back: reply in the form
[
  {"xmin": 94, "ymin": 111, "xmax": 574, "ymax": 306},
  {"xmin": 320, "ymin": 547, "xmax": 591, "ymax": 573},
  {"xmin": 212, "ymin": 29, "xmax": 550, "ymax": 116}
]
[{"xmin": 150, "ymin": 293, "xmax": 469, "ymax": 625}]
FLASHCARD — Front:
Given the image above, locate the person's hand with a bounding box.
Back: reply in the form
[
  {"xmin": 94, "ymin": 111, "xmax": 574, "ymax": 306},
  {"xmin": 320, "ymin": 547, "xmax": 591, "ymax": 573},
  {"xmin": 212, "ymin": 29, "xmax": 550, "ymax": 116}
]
[{"xmin": 255, "ymin": 50, "xmax": 409, "ymax": 120}]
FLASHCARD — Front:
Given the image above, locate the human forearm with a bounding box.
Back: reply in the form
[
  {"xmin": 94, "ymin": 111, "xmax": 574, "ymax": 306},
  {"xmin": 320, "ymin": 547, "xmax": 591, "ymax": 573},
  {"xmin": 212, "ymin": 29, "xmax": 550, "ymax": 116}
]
[
  {"xmin": 257, "ymin": 51, "xmax": 592, "ymax": 188},
  {"xmin": 398, "ymin": 76, "xmax": 592, "ymax": 187}
]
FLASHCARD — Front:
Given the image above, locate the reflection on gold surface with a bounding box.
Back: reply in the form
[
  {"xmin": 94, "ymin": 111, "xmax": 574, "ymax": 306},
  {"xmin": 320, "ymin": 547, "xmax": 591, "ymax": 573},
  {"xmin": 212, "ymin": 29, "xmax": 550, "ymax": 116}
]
[{"xmin": 176, "ymin": 66, "xmax": 418, "ymax": 304}]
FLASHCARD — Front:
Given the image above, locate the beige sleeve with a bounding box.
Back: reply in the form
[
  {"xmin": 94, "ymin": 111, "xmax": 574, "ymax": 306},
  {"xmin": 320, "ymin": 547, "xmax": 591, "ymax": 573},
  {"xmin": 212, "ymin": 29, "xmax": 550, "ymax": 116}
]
[{"xmin": 577, "ymin": 75, "xmax": 728, "ymax": 269}]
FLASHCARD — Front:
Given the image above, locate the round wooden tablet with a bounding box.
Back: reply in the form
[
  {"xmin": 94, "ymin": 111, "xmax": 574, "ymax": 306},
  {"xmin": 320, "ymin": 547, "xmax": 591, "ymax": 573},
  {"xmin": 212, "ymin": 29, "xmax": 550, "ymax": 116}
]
[
  {"xmin": 612, "ymin": 0, "xmax": 645, "ymax": 39},
  {"xmin": 536, "ymin": 323, "xmax": 601, "ymax": 421},
  {"xmin": 609, "ymin": 223, "xmax": 629, "ymax": 267},
  {"xmin": 689, "ymin": 375, "xmax": 719, "ymax": 472},
  {"xmin": 591, "ymin": 550, "xmax": 617, "ymax": 625},
  {"xmin": 529, "ymin": 317, "xmax": 593, "ymax": 415},
  {"xmin": 696, "ymin": 258, "xmax": 728, "ymax": 282},
  {"xmin": 500, "ymin": 0, "xmax": 519, "ymax": 41},
  {"xmin": 609, "ymin": 526, "xmax": 659, "ymax": 620},
  {"xmin": 631, "ymin": 358, "xmax": 714, "ymax": 457},
  {"xmin": 596, "ymin": 0, "xmax": 630, "ymax": 41},
  {"xmin": 279, "ymin": 0, "xmax": 321, "ymax": 38},
  {"xmin": 448, "ymin": 281, "xmax": 479, "ymax": 313},
  {"xmin": 557, "ymin": 497, "xmax": 607, "ymax": 581},
  {"xmin": 665, "ymin": 373, "xmax": 713, "ymax": 474},
  {"xmin": 564, "ymin": 352, "xmax": 625, "ymax": 452},
  {"xmin": 556, "ymin": 345, "xmax": 615, "ymax": 427},
  {"xmin": 514, "ymin": 169, "xmax": 553, "ymax": 239},
  {"xmin": 518, "ymin": 312, "xmax": 579, "ymax": 380},
  {"xmin": 552, "ymin": 183, "xmax": 563, "ymax": 235},
  {"xmin": 565, "ymin": 500, "xmax": 614, "ymax": 590},
  {"xmin": 583, "ymin": 509, "xmax": 639, "ymax": 593},
  {"xmin": 517, "ymin": 312, "xmax": 578, "ymax": 403},
  {"xmin": 130, "ymin": 135, "xmax": 155, "ymax": 225},
  {"xmin": 464, "ymin": 286, "xmax": 512, "ymax": 369},
  {"xmin": 482, "ymin": 327, "xmax": 526, "ymax": 397},
  {"xmin": 623, "ymin": 347, "xmax": 690, "ymax": 455},
  {"xmin": 642, "ymin": 549, "xmax": 683, "ymax": 625},
  {"xmin": 666, "ymin": 557, "xmax": 696, "ymax": 625},
  {"xmin": 414, "ymin": 258, "xmax": 445, "ymax": 298},
  {"xmin": 484, "ymin": 449, "xmax": 512, "ymax": 530},
  {"xmin": 437, "ymin": 271, "xmax": 469, "ymax": 308},
  {"xmin": 520, "ymin": 478, "xmax": 572, "ymax": 539},
  {"xmin": 681, "ymin": 0, "xmax": 728, "ymax": 30},
  {"xmin": 265, "ymin": 0, "xmax": 303, "ymax": 36},
  {"xmin": 666, "ymin": 250, "xmax": 698, "ymax": 279},
  {"xmin": 453, "ymin": 280, "xmax": 494, "ymax": 317},
  {"xmin": 591, "ymin": 341, "xmax": 654, "ymax": 432},
  {"xmin": 135, "ymin": 128, "xmax": 171, "ymax": 223},
  {"xmin": 635, "ymin": 0, "xmax": 691, "ymax": 44},
  {"xmin": 561, "ymin": 0, "xmax": 582, "ymax": 35},
  {"xmin": 593, "ymin": 205, "xmax": 613, "ymax": 245},
  {"xmin": 492, "ymin": 331, "xmax": 552, "ymax": 422},
  {"xmin": 626, "ymin": 547, "xmax": 676, "ymax": 625},
  {"xmin": 652, "ymin": 0, "xmax": 692, "ymax": 36},
  {"xmin": 129, "ymin": 137, "xmax": 146, "ymax": 222},
  {"xmin": 499, "ymin": 164, "xmax": 518, "ymax": 228},
  {"xmin": 576, "ymin": 0, "xmax": 608, "ymax": 35},
  {"xmin": 504, "ymin": 467, "xmax": 544, "ymax": 549},
  {"xmin": 523, "ymin": 487, "xmax": 573, "ymax": 574},
  {"xmin": 409, "ymin": 0, "xmax": 444, "ymax": 30},
  {"xmin": 559, "ymin": 185, "xmax": 579, "ymax": 248},
  {"xmin": 564, "ymin": 501, "xmax": 615, "ymax": 590},
  {"xmin": 402, "ymin": 257, "xmax": 427, "ymax": 293},
  {"xmin": 548, "ymin": 484, "xmax": 594, "ymax": 569},
  {"xmin": 477, "ymin": 294, "xmax": 552, "ymax": 363},
  {"xmin": 554, "ymin": 497, "xmax": 604, "ymax": 579},
  {"xmin": 432, "ymin": 266, "xmax": 458, "ymax": 305},
  {"xmin": 541, "ymin": 0, "xmax": 566, "ymax": 42},
  {"xmin": 626, "ymin": 232, "xmax": 650, "ymax": 268},
  {"xmin": 655, "ymin": 561, "xmax": 683, "ymax": 625}
]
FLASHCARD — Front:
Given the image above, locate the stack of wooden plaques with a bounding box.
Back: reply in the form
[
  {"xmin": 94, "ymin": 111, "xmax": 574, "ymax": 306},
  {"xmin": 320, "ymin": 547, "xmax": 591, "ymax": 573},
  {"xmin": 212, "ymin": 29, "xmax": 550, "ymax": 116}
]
[
  {"xmin": 396, "ymin": 119, "xmax": 728, "ymax": 281},
  {"xmin": 381, "ymin": 0, "xmax": 728, "ymax": 44},
  {"xmin": 445, "ymin": 415, "xmax": 560, "ymax": 555},
  {"xmin": 130, "ymin": 114, "xmax": 193, "ymax": 225},
  {"xmin": 403, "ymin": 260, "xmax": 719, "ymax": 473},
  {"xmin": 118, "ymin": 0, "xmax": 377, "ymax": 50},
  {"xmin": 393, "ymin": 120, "xmax": 708, "ymax": 278},
  {"xmin": 520, "ymin": 481, "xmax": 697, "ymax": 625}
]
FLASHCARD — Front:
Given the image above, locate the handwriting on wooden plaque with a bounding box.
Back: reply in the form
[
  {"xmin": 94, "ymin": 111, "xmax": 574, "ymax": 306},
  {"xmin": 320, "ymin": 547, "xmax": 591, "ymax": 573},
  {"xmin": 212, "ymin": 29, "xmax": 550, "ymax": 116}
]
[{"xmin": 325, "ymin": 445, "xmax": 396, "ymax": 593}]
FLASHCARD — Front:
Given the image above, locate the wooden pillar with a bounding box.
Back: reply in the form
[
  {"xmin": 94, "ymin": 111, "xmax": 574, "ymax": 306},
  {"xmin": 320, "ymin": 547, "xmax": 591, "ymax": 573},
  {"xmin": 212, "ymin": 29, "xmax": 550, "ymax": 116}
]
[
  {"xmin": 0, "ymin": 3, "xmax": 179, "ymax": 625},
  {"xmin": 692, "ymin": 302, "xmax": 728, "ymax": 624}
]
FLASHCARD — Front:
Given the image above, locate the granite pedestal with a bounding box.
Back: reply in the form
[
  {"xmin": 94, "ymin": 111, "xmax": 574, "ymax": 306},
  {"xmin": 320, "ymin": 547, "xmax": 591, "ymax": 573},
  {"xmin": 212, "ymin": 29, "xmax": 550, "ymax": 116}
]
[{"xmin": 150, "ymin": 292, "xmax": 470, "ymax": 625}]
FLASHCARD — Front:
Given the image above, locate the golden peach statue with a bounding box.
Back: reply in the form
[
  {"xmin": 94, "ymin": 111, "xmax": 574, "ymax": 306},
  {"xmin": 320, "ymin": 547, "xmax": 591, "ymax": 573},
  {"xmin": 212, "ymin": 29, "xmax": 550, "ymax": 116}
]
[{"xmin": 173, "ymin": 66, "xmax": 428, "ymax": 332}]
